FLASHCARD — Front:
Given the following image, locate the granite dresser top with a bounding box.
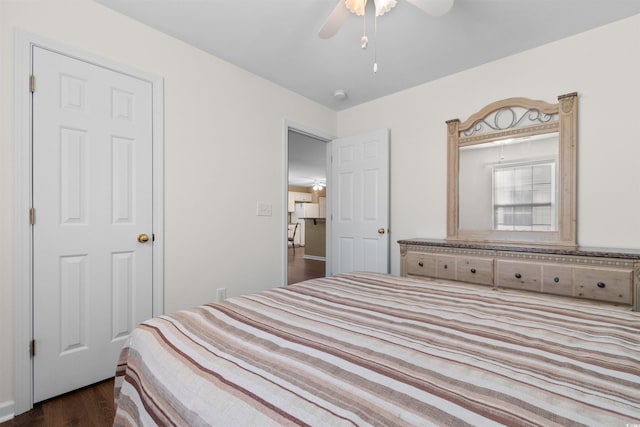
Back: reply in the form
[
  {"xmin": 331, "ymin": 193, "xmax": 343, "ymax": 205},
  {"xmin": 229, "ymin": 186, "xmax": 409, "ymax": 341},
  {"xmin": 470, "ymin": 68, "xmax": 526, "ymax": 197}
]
[{"xmin": 398, "ymin": 238, "xmax": 640, "ymax": 260}]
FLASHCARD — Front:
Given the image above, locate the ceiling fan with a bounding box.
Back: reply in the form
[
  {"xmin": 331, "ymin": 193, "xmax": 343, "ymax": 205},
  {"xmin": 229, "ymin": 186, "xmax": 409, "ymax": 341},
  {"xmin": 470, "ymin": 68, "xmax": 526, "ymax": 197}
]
[
  {"xmin": 319, "ymin": 0, "xmax": 454, "ymax": 39},
  {"xmin": 312, "ymin": 180, "xmax": 326, "ymax": 191}
]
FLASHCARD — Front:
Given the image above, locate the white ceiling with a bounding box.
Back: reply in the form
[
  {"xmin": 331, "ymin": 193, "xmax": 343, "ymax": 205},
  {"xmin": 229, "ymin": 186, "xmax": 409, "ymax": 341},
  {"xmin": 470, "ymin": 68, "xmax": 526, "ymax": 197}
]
[{"xmin": 95, "ymin": 0, "xmax": 640, "ymax": 111}]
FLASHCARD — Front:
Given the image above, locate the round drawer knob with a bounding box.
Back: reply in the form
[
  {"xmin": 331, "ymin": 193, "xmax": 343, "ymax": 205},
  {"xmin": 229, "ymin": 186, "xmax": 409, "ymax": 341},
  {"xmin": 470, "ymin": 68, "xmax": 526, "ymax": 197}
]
[
  {"xmin": 554, "ymin": 277, "xmax": 560, "ymax": 283},
  {"xmin": 470, "ymin": 268, "xmax": 476, "ymax": 274},
  {"xmin": 418, "ymin": 261, "xmax": 424, "ymax": 267},
  {"xmin": 597, "ymin": 282, "xmax": 606, "ymax": 289},
  {"xmin": 515, "ymin": 273, "xmax": 522, "ymax": 279},
  {"xmin": 443, "ymin": 264, "xmax": 448, "ymax": 269}
]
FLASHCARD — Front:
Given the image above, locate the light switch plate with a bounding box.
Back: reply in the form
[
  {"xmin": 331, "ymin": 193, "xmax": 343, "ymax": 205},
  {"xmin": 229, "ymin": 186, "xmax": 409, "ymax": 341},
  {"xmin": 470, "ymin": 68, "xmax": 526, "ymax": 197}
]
[{"xmin": 256, "ymin": 202, "xmax": 272, "ymax": 216}]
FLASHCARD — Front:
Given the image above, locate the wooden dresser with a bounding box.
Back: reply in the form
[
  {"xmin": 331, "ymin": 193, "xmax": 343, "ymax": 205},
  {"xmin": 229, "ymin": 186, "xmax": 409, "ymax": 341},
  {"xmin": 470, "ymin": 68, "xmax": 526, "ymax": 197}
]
[{"xmin": 399, "ymin": 239, "xmax": 640, "ymax": 311}]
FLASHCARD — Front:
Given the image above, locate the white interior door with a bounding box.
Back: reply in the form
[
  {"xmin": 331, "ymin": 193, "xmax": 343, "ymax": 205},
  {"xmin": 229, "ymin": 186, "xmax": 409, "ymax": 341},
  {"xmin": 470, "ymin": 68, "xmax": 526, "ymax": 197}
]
[
  {"xmin": 32, "ymin": 46, "xmax": 154, "ymax": 402},
  {"xmin": 330, "ymin": 129, "xmax": 390, "ymax": 274}
]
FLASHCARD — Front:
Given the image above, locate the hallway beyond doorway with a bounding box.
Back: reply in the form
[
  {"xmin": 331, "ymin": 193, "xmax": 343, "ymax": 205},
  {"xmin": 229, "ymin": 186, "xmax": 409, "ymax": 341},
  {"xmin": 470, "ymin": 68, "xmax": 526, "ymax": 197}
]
[{"xmin": 287, "ymin": 247, "xmax": 325, "ymax": 285}]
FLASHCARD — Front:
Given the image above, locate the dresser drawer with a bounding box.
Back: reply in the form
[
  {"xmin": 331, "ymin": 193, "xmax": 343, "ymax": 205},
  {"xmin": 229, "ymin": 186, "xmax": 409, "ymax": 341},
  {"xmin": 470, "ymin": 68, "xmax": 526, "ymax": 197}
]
[
  {"xmin": 406, "ymin": 252, "xmax": 436, "ymax": 277},
  {"xmin": 497, "ymin": 261, "xmax": 542, "ymax": 292},
  {"xmin": 456, "ymin": 256, "xmax": 494, "ymax": 286},
  {"xmin": 574, "ymin": 267, "xmax": 633, "ymax": 304},
  {"xmin": 435, "ymin": 255, "xmax": 456, "ymax": 280},
  {"xmin": 542, "ymin": 264, "xmax": 574, "ymax": 297}
]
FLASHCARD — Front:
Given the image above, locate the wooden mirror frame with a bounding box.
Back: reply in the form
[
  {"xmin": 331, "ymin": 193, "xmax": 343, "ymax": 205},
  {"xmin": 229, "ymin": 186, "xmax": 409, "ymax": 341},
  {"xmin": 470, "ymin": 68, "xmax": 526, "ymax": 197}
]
[{"xmin": 446, "ymin": 92, "xmax": 578, "ymax": 247}]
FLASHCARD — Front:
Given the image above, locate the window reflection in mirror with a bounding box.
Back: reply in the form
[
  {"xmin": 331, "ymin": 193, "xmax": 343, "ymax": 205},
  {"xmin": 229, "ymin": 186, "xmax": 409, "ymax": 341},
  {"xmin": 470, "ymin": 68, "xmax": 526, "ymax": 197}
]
[{"xmin": 458, "ymin": 132, "xmax": 559, "ymax": 232}]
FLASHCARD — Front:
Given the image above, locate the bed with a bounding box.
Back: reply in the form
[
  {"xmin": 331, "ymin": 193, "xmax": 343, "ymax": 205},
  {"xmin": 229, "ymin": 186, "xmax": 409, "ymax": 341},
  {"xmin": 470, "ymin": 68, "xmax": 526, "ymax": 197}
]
[{"xmin": 114, "ymin": 272, "xmax": 640, "ymax": 426}]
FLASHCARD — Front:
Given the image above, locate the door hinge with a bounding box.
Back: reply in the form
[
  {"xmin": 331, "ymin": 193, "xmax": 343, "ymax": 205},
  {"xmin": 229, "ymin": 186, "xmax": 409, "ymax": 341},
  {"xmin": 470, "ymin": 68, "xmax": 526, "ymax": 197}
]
[
  {"xmin": 29, "ymin": 208, "xmax": 36, "ymax": 225},
  {"xmin": 30, "ymin": 75, "xmax": 36, "ymax": 93},
  {"xmin": 30, "ymin": 339, "xmax": 36, "ymax": 358}
]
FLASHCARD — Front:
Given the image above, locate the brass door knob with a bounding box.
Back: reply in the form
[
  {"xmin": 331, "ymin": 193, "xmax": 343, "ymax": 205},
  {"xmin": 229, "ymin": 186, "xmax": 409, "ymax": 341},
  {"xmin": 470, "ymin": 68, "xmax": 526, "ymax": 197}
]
[
  {"xmin": 138, "ymin": 233, "xmax": 150, "ymax": 243},
  {"xmin": 378, "ymin": 228, "xmax": 386, "ymax": 234}
]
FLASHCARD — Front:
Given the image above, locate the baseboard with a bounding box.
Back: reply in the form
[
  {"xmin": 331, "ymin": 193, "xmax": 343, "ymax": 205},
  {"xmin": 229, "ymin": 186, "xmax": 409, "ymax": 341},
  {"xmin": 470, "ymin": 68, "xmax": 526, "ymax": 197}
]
[
  {"xmin": 0, "ymin": 400, "xmax": 15, "ymax": 423},
  {"xmin": 303, "ymin": 255, "xmax": 326, "ymax": 261}
]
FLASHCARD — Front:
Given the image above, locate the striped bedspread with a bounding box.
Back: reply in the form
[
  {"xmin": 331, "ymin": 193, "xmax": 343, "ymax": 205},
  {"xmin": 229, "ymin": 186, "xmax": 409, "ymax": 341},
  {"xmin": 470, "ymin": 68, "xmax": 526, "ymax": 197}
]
[{"xmin": 114, "ymin": 273, "xmax": 640, "ymax": 426}]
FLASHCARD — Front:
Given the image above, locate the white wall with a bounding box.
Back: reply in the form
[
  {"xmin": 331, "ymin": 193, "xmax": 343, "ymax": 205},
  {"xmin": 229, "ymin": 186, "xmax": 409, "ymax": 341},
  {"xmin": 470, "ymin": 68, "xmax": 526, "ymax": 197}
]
[
  {"xmin": 337, "ymin": 14, "xmax": 640, "ymax": 275},
  {"xmin": 0, "ymin": 0, "xmax": 335, "ymax": 411}
]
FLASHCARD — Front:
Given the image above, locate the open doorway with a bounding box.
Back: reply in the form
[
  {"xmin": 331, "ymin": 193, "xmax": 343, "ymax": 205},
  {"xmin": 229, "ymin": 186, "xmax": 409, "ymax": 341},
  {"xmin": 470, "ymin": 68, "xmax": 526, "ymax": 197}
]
[{"xmin": 287, "ymin": 129, "xmax": 330, "ymax": 284}]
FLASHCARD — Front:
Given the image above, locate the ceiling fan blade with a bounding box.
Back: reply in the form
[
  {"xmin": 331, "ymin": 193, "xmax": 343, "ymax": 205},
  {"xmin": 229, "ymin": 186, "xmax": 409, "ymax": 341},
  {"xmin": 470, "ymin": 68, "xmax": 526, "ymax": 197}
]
[
  {"xmin": 318, "ymin": 1, "xmax": 350, "ymax": 39},
  {"xmin": 406, "ymin": 0, "xmax": 454, "ymax": 16}
]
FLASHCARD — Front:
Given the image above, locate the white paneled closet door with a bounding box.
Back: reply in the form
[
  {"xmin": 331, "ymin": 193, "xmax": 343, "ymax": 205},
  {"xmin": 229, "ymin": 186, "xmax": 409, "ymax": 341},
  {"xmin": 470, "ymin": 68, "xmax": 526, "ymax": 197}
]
[{"xmin": 32, "ymin": 46, "xmax": 154, "ymax": 402}]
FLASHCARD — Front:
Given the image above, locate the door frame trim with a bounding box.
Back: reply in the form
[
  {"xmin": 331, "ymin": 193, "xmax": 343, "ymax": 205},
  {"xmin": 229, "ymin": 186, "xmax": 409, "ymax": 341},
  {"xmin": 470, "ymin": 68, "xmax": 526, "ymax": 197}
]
[
  {"xmin": 282, "ymin": 121, "xmax": 334, "ymax": 285},
  {"xmin": 13, "ymin": 31, "xmax": 165, "ymax": 415}
]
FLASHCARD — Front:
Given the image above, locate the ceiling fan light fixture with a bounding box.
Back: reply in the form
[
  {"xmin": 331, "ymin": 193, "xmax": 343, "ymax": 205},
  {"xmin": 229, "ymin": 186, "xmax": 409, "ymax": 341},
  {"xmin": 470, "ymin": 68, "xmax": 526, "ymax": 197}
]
[
  {"xmin": 312, "ymin": 180, "xmax": 326, "ymax": 191},
  {"xmin": 344, "ymin": 0, "xmax": 397, "ymax": 17},
  {"xmin": 374, "ymin": 0, "xmax": 397, "ymax": 17},
  {"xmin": 345, "ymin": 0, "xmax": 367, "ymax": 16}
]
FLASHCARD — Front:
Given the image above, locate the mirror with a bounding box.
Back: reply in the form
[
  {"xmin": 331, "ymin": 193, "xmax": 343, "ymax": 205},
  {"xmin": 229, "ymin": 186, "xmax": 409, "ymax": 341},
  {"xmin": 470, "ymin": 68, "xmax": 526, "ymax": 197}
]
[
  {"xmin": 447, "ymin": 93, "xmax": 577, "ymax": 247},
  {"xmin": 459, "ymin": 132, "xmax": 559, "ymax": 231}
]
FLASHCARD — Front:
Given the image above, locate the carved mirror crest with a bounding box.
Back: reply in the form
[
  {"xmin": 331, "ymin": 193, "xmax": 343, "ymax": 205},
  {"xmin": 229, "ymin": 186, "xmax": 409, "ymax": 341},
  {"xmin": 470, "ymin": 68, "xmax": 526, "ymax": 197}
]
[{"xmin": 447, "ymin": 93, "xmax": 577, "ymax": 247}]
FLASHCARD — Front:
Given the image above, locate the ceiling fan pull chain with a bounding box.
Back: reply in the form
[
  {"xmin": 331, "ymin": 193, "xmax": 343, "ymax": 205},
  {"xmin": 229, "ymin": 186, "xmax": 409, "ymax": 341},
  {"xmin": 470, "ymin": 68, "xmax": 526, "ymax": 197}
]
[
  {"xmin": 361, "ymin": 10, "xmax": 368, "ymax": 49},
  {"xmin": 373, "ymin": 14, "xmax": 378, "ymax": 73}
]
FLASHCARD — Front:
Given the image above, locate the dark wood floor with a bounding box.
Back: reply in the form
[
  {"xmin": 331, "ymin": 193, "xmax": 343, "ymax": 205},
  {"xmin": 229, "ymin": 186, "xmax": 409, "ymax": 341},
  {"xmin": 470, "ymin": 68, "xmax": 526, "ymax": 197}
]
[
  {"xmin": 288, "ymin": 245, "xmax": 326, "ymax": 284},
  {"xmin": 1, "ymin": 378, "xmax": 115, "ymax": 427},
  {"xmin": 3, "ymin": 249, "xmax": 323, "ymax": 426}
]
